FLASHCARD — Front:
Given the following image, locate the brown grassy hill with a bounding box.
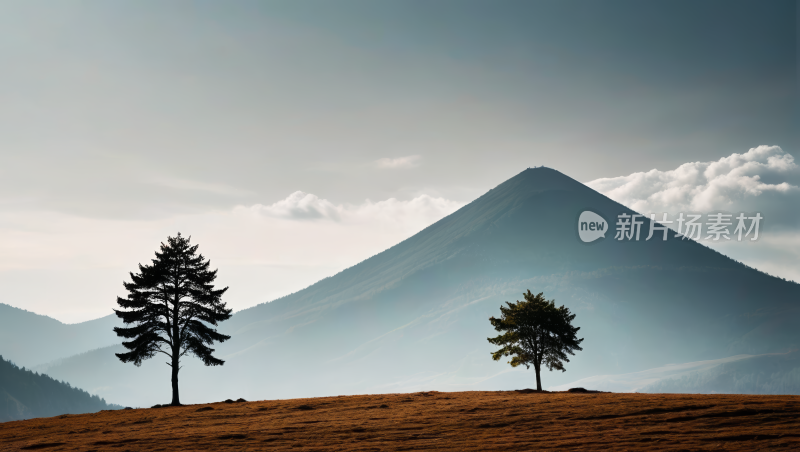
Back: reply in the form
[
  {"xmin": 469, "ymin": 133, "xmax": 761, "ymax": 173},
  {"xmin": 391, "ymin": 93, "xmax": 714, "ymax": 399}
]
[{"xmin": 2, "ymin": 391, "xmax": 800, "ymax": 451}]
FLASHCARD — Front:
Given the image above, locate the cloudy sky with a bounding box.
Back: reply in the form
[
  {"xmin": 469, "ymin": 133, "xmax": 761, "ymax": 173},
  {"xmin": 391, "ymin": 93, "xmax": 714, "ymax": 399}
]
[{"xmin": 0, "ymin": 1, "xmax": 796, "ymax": 322}]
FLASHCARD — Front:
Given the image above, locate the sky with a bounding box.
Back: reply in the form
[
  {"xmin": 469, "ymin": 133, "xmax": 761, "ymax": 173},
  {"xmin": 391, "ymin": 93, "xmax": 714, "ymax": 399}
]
[{"xmin": 0, "ymin": 0, "xmax": 797, "ymax": 323}]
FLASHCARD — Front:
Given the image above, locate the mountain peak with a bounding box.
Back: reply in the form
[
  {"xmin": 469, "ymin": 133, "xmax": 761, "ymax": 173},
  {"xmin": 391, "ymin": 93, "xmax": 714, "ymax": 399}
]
[{"xmin": 489, "ymin": 166, "xmax": 588, "ymax": 196}]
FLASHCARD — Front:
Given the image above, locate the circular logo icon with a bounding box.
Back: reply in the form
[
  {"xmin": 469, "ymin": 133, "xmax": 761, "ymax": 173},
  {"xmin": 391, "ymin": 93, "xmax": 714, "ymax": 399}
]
[{"xmin": 578, "ymin": 211, "xmax": 608, "ymax": 243}]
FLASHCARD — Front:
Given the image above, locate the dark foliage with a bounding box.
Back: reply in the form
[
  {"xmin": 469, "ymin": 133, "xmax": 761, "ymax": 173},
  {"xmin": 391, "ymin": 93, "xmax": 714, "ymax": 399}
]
[
  {"xmin": 0, "ymin": 355, "xmax": 119, "ymax": 422},
  {"xmin": 488, "ymin": 290, "xmax": 583, "ymax": 391},
  {"xmin": 114, "ymin": 233, "xmax": 232, "ymax": 406}
]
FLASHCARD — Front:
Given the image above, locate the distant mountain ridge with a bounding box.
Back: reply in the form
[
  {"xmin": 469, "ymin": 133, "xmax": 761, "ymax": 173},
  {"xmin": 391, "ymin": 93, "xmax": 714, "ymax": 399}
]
[
  {"xmin": 642, "ymin": 350, "xmax": 800, "ymax": 394},
  {"xmin": 8, "ymin": 168, "xmax": 800, "ymax": 406},
  {"xmin": 0, "ymin": 355, "xmax": 120, "ymax": 422},
  {"xmin": 550, "ymin": 351, "xmax": 800, "ymax": 394},
  {"xmin": 0, "ymin": 304, "xmax": 122, "ymax": 368}
]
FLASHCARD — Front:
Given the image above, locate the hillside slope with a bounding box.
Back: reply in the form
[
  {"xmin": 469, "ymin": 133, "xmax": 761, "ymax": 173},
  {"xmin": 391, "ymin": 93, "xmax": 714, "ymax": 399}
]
[
  {"xmin": 32, "ymin": 168, "xmax": 800, "ymax": 406},
  {"xmin": 549, "ymin": 351, "xmax": 800, "ymax": 394},
  {"xmin": 0, "ymin": 304, "xmax": 122, "ymax": 368},
  {"xmin": 0, "ymin": 355, "xmax": 120, "ymax": 422},
  {"xmin": 642, "ymin": 350, "xmax": 800, "ymax": 394}
]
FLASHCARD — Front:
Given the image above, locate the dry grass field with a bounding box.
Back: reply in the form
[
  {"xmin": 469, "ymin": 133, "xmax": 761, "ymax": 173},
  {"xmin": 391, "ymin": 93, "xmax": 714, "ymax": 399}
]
[{"xmin": 2, "ymin": 390, "xmax": 799, "ymax": 451}]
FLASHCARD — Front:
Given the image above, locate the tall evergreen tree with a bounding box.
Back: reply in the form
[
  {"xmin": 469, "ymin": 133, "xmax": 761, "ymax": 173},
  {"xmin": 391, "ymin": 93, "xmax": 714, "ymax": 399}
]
[
  {"xmin": 114, "ymin": 233, "xmax": 232, "ymax": 406},
  {"xmin": 488, "ymin": 290, "xmax": 583, "ymax": 391}
]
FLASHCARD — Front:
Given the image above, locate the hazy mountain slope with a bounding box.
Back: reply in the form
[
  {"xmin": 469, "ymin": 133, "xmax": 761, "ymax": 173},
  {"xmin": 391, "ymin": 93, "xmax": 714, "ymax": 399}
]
[
  {"xmin": 35, "ymin": 168, "xmax": 800, "ymax": 406},
  {"xmin": 549, "ymin": 352, "xmax": 800, "ymax": 393},
  {"xmin": 0, "ymin": 355, "xmax": 120, "ymax": 422},
  {"xmin": 32, "ymin": 345, "xmax": 175, "ymax": 408},
  {"xmin": 641, "ymin": 351, "xmax": 800, "ymax": 394},
  {"xmin": 0, "ymin": 304, "xmax": 122, "ymax": 368}
]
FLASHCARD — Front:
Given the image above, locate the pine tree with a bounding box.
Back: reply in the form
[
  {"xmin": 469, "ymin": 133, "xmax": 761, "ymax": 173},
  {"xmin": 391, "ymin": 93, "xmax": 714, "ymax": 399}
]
[
  {"xmin": 488, "ymin": 290, "xmax": 583, "ymax": 391},
  {"xmin": 114, "ymin": 233, "xmax": 232, "ymax": 406}
]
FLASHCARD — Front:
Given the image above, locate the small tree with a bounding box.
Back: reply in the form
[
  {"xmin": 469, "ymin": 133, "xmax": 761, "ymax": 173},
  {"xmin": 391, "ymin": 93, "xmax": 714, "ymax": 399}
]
[
  {"xmin": 114, "ymin": 233, "xmax": 232, "ymax": 406},
  {"xmin": 488, "ymin": 290, "xmax": 583, "ymax": 391}
]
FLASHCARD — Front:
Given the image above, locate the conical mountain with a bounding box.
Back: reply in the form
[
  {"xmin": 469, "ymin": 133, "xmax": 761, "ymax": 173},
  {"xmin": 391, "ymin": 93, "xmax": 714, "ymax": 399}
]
[{"xmin": 36, "ymin": 168, "xmax": 800, "ymax": 406}]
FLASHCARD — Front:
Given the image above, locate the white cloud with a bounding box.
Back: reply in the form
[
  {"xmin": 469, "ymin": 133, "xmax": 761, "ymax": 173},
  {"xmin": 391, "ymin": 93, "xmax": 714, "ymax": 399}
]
[
  {"xmin": 586, "ymin": 145, "xmax": 799, "ymax": 216},
  {"xmin": 250, "ymin": 191, "xmax": 342, "ymax": 220},
  {"xmin": 344, "ymin": 195, "xmax": 463, "ymax": 227},
  {"xmin": 242, "ymin": 191, "xmax": 463, "ymax": 227},
  {"xmin": 374, "ymin": 155, "xmax": 421, "ymax": 169},
  {"xmin": 586, "ymin": 145, "xmax": 800, "ymax": 283}
]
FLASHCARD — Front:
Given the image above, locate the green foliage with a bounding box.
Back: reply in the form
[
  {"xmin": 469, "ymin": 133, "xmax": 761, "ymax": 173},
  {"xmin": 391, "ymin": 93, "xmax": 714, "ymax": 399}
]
[
  {"xmin": 114, "ymin": 233, "xmax": 232, "ymax": 404},
  {"xmin": 0, "ymin": 355, "xmax": 119, "ymax": 422},
  {"xmin": 488, "ymin": 290, "xmax": 583, "ymax": 390}
]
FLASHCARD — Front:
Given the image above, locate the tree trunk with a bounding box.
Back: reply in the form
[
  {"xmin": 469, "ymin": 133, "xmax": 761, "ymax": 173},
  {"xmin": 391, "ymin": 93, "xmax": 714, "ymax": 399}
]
[
  {"xmin": 534, "ymin": 364, "xmax": 542, "ymax": 391},
  {"xmin": 171, "ymin": 357, "xmax": 180, "ymax": 406},
  {"xmin": 171, "ymin": 283, "xmax": 181, "ymax": 406}
]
